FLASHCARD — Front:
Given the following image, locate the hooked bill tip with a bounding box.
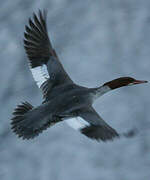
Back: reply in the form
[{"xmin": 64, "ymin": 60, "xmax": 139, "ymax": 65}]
[{"xmin": 133, "ymin": 80, "xmax": 148, "ymax": 84}]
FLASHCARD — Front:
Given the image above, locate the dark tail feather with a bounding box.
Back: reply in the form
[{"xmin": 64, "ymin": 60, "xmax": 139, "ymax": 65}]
[
  {"xmin": 11, "ymin": 101, "xmax": 33, "ymax": 125},
  {"xmin": 11, "ymin": 102, "xmax": 35, "ymax": 139},
  {"xmin": 11, "ymin": 102, "xmax": 59, "ymax": 140}
]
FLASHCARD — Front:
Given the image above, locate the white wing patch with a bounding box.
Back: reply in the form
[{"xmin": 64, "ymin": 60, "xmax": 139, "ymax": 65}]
[
  {"xmin": 65, "ymin": 117, "xmax": 90, "ymax": 130},
  {"xmin": 30, "ymin": 65, "xmax": 49, "ymax": 88}
]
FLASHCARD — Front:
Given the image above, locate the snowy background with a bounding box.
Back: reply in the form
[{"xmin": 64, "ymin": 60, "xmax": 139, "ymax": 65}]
[{"xmin": 0, "ymin": 0, "xmax": 150, "ymax": 180}]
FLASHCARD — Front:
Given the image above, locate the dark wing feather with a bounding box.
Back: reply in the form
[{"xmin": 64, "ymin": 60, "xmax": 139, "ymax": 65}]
[
  {"xmin": 78, "ymin": 107, "xmax": 119, "ymax": 141},
  {"xmin": 24, "ymin": 10, "xmax": 52, "ymax": 68},
  {"xmin": 24, "ymin": 10, "xmax": 73, "ymax": 99}
]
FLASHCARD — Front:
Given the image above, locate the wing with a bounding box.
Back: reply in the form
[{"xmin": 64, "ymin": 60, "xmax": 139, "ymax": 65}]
[
  {"xmin": 24, "ymin": 10, "xmax": 73, "ymax": 99},
  {"xmin": 65, "ymin": 107, "xmax": 119, "ymax": 142}
]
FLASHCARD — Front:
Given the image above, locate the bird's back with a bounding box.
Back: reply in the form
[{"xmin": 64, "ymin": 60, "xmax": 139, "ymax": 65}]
[{"xmin": 45, "ymin": 83, "xmax": 92, "ymax": 116}]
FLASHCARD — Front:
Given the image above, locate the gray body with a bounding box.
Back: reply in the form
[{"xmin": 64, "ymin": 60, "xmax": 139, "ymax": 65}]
[
  {"xmin": 23, "ymin": 84, "xmax": 95, "ymax": 130},
  {"xmin": 12, "ymin": 10, "xmax": 145, "ymax": 141},
  {"xmin": 45, "ymin": 84, "xmax": 93, "ymax": 115}
]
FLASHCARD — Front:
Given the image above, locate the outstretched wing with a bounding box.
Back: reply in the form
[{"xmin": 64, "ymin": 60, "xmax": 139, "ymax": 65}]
[
  {"xmin": 24, "ymin": 10, "xmax": 73, "ymax": 99},
  {"xmin": 65, "ymin": 107, "xmax": 119, "ymax": 141}
]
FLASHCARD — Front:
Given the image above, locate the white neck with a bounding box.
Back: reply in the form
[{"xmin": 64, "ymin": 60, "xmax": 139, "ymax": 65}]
[{"xmin": 93, "ymin": 85, "xmax": 111, "ymax": 101}]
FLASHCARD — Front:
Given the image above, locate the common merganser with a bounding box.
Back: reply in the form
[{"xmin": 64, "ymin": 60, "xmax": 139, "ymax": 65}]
[{"xmin": 11, "ymin": 10, "xmax": 147, "ymax": 141}]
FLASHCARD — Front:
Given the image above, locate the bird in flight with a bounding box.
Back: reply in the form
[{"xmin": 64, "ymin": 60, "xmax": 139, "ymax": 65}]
[{"xmin": 11, "ymin": 10, "xmax": 147, "ymax": 141}]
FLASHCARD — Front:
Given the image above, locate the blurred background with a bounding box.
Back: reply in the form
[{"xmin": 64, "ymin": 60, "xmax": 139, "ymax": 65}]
[{"xmin": 0, "ymin": 0, "xmax": 150, "ymax": 180}]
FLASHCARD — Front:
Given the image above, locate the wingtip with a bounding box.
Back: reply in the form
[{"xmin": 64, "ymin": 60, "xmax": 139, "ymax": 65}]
[
  {"xmin": 81, "ymin": 125, "xmax": 120, "ymax": 142},
  {"xmin": 38, "ymin": 9, "xmax": 47, "ymax": 19}
]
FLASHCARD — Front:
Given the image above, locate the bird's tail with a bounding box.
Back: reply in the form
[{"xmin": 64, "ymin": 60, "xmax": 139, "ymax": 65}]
[{"xmin": 11, "ymin": 102, "xmax": 59, "ymax": 140}]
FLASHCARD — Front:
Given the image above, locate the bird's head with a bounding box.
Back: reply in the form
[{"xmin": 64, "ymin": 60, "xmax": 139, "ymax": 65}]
[{"xmin": 103, "ymin": 77, "xmax": 148, "ymax": 90}]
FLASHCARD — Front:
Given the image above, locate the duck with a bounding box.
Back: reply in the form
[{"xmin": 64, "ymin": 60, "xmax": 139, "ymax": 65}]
[{"xmin": 11, "ymin": 10, "xmax": 148, "ymax": 142}]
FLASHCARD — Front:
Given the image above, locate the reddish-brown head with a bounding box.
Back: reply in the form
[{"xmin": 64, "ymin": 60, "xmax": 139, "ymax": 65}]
[{"xmin": 103, "ymin": 77, "xmax": 148, "ymax": 90}]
